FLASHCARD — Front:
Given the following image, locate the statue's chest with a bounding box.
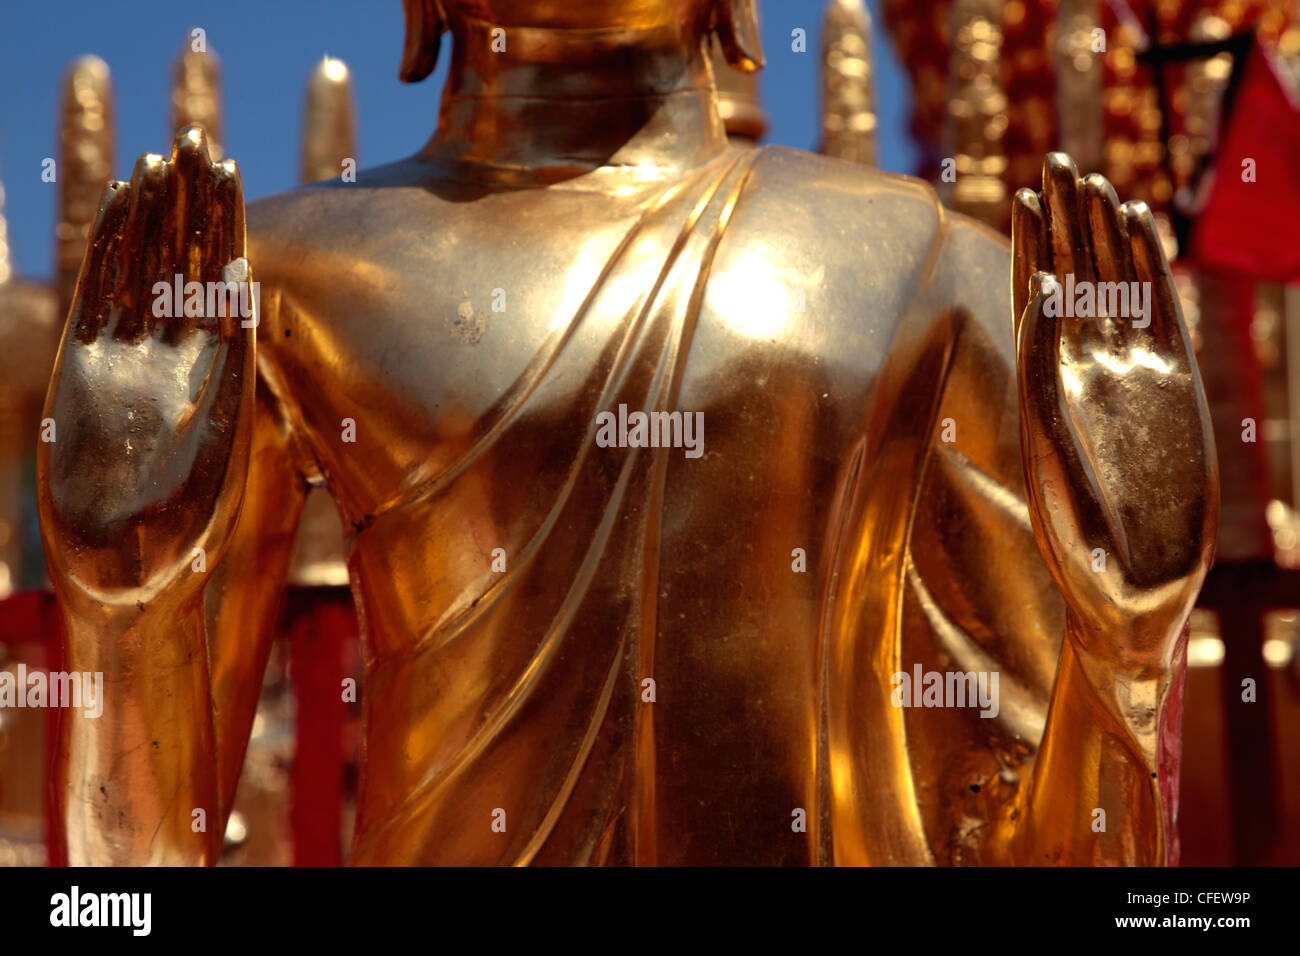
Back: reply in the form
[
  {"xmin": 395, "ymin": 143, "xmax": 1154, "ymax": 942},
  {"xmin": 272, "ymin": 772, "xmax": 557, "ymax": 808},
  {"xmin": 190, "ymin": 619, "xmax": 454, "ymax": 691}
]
[{"xmin": 270, "ymin": 220, "xmax": 658, "ymax": 516}]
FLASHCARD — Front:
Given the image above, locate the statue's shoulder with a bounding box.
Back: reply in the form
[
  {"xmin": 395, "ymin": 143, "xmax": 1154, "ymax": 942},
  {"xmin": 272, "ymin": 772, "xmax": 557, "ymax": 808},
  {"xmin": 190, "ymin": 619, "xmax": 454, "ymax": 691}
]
[
  {"xmin": 741, "ymin": 146, "xmax": 943, "ymax": 225},
  {"xmin": 730, "ymin": 146, "xmax": 943, "ymax": 255},
  {"xmin": 246, "ymin": 156, "xmax": 436, "ymax": 255},
  {"xmin": 733, "ymin": 145, "xmax": 1009, "ymax": 272},
  {"xmin": 715, "ymin": 145, "xmax": 1013, "ymax": 353}
]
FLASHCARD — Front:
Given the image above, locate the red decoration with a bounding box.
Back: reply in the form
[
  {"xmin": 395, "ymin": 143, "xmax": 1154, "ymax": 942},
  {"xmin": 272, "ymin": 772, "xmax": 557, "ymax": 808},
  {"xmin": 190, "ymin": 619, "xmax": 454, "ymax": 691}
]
[{"xmin": 1194, "ymin": 43, "xmax": 1300, "ymax": 282}]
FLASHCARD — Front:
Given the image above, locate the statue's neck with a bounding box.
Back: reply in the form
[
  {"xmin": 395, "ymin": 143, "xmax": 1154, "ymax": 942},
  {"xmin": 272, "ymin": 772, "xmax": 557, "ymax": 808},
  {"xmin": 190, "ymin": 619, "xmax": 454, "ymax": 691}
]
[{"xmin": 423, "ymin": 18, "xmax": 728, "ymax": 185}]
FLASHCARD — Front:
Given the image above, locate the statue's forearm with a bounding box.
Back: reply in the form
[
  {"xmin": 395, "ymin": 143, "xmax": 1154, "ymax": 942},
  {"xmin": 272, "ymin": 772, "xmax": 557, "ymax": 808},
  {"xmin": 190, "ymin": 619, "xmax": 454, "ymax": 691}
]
[
  {"xmin": 54, "ymin": 594, "xmax": 219, "ymax": 865},
  {"xmin": 992, "ymin": 614, "xmax": 1173, "ymax": 865},
  {"xmin": 205, "ymin": 375, "xmax": 310, "ymax": 817}
]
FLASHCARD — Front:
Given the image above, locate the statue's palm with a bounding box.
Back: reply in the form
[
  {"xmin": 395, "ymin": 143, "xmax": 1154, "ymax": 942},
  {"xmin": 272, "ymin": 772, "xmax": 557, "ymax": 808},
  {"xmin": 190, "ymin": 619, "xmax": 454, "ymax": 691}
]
[
  {"xmin": 38, "ymin": 127, "xmax": 255, "ymax": 603},
  {"xmin": 1012, "ymin": 154, "xmax": 1218, "ymax": 670}
]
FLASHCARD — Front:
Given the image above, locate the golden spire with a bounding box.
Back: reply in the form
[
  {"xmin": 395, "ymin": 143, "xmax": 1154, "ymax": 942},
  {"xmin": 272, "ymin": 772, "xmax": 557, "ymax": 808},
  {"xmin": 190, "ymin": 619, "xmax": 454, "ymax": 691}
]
[
  {"xmin": 0, "ymin": 179, "xmax": 11, "ymax": 286},
  {"xmin": 171, "ymin": 37, "xmax": 223, "ymax": 161},
  {"xmin": 1055, "ymin": 0, "xmax": 1104, "ymax": 175},
  {"xmin": 945, "ymin": 0, "xmax": 1008, "ymax": 230},
  {"xmin": 55, "ymin": 55, "xmax": 114, "ymax": 317},
  {"xmin": 287, "ymin": 56, "xmax": 358, "ymax": 587},
  {"xmin": 819, "ymin": 0, "xmax": 877, "ymax": 165},
  {"xmin": 301, "ymin": 56, "xmax": 357, "ymax": 183}
]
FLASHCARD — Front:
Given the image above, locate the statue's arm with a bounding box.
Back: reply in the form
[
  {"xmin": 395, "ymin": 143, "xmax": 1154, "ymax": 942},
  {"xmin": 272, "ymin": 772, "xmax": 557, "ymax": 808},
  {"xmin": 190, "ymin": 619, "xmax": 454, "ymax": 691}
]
[
  {"xmin": 37, "ymin": 130, "xmax": 305, "ymax": 864},
  {"xmin": 203, "ymin": 368, "xmax": 310, "ymax": 829},
  {"xmin": 995, "ymin": 621, "xmax": 1179, "ymax": 864},
  {"xmin": 992, "ymin": 156, "xmax": 1215, "ymax": 864},
  {"xmin": 48, "ymin": 384, "xmax": 305, "ymax": 865},
  {"xmin": 904, "ymin": 158, "xmax": 1212, "ymax": 865}
]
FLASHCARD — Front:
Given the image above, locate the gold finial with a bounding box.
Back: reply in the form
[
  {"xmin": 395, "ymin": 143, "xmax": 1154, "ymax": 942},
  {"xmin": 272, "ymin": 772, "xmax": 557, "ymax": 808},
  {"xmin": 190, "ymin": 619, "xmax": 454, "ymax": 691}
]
[
  {"xmin": 301, "ymin": 56, "xmax": 357, "ymax": 183},
  {"xmin": 0, "ymin": 180, "xmax": 11, "ymax": 286},
  {"xmin": 945, "ymin": 0, "xmax": 1008, "ymax": 229},
  {"xmin": 710, "ymin": 36, "xmax": 768, "ymax": 143},
  {"xmin": 1055, "ymin": 0, "xmax": 1105, "ymax": 176},
  {"xmin": 289, "ymin": 57, "xmax": 359, "ymax": 587},
  {"xmin": 819, "ymin": 0, "xmax": 877, "ymax": 165},
  {"xmin": 56, "ymin": 54, "xmax": 114, "ymax": 317},
  {"xmin": 171, "ymin": 37, "xmax": 223, "ymax": 161}
]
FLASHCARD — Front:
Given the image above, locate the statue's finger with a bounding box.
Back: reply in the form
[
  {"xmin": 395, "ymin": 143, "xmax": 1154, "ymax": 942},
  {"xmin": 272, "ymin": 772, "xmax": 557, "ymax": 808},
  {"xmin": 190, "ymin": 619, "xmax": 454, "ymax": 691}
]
[
  {"xmin": 171, "ymin": 126, "xmax": 213, "ymax": 276},
  {"xmin": 167, "ymin": 127, "xmax": 215, "ymax": 339},
  {"xmin": 1124, "ymin": 200, "xmax": 1186, "ymax": 355},
  {"xmin": 1016, "ymin": 272, "xmax": 1069, "ymax": 449},
  {"xmin": 205, "ymin": 259, "xmax": 256, "ymax": 435},
  {"xmin": 215, "ymin": 257, "xmax": 255, "ymax": 344},
  {"xmin": 1017, "ymin": 272, "xmax": 1111, "ymax": 569},
  {"xmin": 1017, "ymin": 270, "xmax": 1100, "ymax": 462},
  {"xmin": 1042, "ymin": 152, "xmax": 1094, "ymax": 291},
  {"xmin": 1012, "ymin": 188, "xmax": 1045, "ymax": 340},
  {"xmin": 1081, "ymin": 173, "xmax": 1132, "ymax": 350},
  {"xmin": 183, "ymin": 258, "xmax": 256, "ymax": 532},
  {"xmin": 1017, "ymin": 272, "xmax": 1076, "ymax": 547},
  {"xmin": 72, "ymin": 180, "xmax": 130, "ymax": 344},
  {"xmin": 207, "ymin": 159, "xmax": 243, "ymax": 278},
  {"xmin": 112, "ymin": 152, "xmax": 169, "ymax": 340}
]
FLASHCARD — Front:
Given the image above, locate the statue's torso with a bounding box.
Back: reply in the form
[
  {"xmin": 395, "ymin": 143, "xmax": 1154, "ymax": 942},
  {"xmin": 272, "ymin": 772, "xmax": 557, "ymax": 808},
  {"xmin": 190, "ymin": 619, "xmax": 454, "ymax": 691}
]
[{"xmin": 247, "ymin": 146, "xmax": 1007, "ymax": 864}]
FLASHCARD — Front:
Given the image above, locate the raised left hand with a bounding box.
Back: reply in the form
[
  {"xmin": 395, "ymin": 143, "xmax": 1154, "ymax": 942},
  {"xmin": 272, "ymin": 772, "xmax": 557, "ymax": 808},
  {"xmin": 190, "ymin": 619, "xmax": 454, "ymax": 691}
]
[{"xmin": 1012, "ymin": 153, "xmax": 1219, "ymax": 674}]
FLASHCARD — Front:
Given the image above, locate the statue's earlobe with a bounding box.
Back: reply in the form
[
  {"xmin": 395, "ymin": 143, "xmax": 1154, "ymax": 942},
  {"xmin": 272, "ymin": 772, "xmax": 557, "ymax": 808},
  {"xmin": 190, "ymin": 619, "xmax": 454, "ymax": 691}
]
[
  {"xmin": 713, "ymin": 0, "xmax": 765, "ymax": 73},
  {"xmin": 400, "ymin": 0, "xmax": 449, "ymax": 83}
]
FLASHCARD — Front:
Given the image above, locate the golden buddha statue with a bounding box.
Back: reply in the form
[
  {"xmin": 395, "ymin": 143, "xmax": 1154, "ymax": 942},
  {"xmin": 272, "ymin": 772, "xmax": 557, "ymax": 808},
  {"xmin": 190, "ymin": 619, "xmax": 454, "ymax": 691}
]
[{"xmin": 38, "ymin": 0, "xmax": 1217, "ymax": 866}]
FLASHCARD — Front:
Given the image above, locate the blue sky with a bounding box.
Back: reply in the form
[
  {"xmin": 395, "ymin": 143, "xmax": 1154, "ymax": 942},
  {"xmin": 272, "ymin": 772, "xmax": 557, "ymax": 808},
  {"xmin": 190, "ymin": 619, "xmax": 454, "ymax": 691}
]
[{"xmin": 0, "ymin": 0, "xmax": 917, "ymax": 283}]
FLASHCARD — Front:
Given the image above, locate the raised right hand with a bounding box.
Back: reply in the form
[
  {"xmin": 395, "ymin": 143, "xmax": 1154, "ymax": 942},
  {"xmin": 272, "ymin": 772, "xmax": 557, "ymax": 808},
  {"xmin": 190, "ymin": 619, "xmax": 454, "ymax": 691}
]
[{"xmin": 38, "ymin": 126, "xmax": 256, "ymax": 607}]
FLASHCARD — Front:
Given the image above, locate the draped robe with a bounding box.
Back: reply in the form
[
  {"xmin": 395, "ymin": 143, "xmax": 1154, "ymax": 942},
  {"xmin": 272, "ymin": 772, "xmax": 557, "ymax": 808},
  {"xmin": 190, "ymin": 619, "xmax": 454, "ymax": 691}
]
[{"xmin": 245, "ymin": 145, "xmax": 1173, "ymax": 865}]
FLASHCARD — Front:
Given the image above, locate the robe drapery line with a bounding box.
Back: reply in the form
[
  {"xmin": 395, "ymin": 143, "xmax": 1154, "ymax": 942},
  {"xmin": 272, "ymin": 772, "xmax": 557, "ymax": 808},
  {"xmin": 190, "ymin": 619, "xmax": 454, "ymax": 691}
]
[{"xmin": 349, "ymin": 149, "xmax": 763, "ymax": 864}]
